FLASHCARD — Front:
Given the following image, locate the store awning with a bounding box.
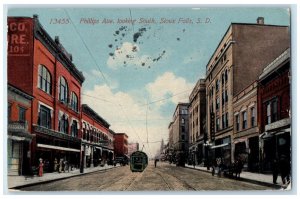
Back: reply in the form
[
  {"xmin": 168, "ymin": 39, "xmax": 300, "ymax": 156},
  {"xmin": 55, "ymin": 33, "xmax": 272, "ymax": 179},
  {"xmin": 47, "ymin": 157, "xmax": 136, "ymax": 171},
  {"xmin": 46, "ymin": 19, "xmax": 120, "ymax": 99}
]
[
  {"xmin": 211, "ymin": 143, "xmax": 230, "ymax": 149},
  {"xmin": 37, "ymin": 143, "xmax": 80, "ymax": 152}
]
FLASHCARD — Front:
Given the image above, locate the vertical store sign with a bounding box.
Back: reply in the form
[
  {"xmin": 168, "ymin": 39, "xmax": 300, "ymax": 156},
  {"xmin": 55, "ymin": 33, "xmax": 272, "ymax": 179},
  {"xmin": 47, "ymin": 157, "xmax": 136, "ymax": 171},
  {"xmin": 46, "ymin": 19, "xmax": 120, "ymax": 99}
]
[{"xmin": 7, "ymin": 19, "xmax": 32, "ymax": 56}]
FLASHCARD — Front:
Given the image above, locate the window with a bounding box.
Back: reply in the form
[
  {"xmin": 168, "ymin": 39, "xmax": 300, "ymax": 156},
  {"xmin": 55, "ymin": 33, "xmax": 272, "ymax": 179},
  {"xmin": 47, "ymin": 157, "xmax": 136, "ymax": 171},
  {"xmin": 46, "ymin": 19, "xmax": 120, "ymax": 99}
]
[
  {"xmin": 38, "ymin": 105, "xmax": 51, "ymax": 129},
  {"xmin": 224, "ymin": 69, "xmax": 228, "ymax": 82},
  {"xmin": 181, "ymin": 126, "xmax": 185, "ymax": 133},
  {"xmin": 251, "ymin": 107, "xmax": 255, "ymax": 127},
  {"xmin": 59, "ymin": 115, "xmax": 68, "ymax": 134},
  {"xmin": 71, "ymin": 120, "xmax": 78, "ymax": 137},
  {"xmin": 225, "ymin": 90, "xmax": 228, "ymax": 103},
  {"xmin": 83, "ymin": 125, "xmax": 86, "ymax": 140},
  {"xmin": 38, "ymin": 65, "xmax": 52, "ymax": 94},
  {"xmin": 181, "ymin": 134, "xmax": 185, "ymax": 140},
  {"xmin": 242, "ymin": 111, "xmax": 247, "ymax": 129},
  {"xmin": 236, "ymin": 114, "xmax": 240, "ymax": 131},
  {"xmin": 225, "ymin": 112, "xmax": 228, "ymax": 128},
  {"xmin": 222, "ymin": 114, "xmax": 225, "ymax": 129},
  {"xmin": 216, "ymin": 79, "xmax": 220, "ymax": 91},
  {"xmin": 266, "ymin": 100, "xmax": 278, "ymax": 124},
  {"xmin": 222, "ymin": 92, "xmax": 224, "ymax": 105},
  {"xmin": 216, "ymin": 118, "xmax": 220, "ymax": 131},
  {"xmin": 59, "ymin": 77, "xmax": 68, "ymax": 103},
  {"xmin": 18, "ymin": 106, "xmax": 26, "ymax": 122},
  {"xmin": 71, "ymin": 92, "xmax": 78, "ymax": 112},
  {"xmin": 222, "ymin": 73, "xmax": 225, "ymax": 85},
  {"xmin": 216, "ymin": 98, "xmax": 220, "ymax": 110},
  {"xmin": 181, "ymin": 118, "xmax": 185, "ymax": 124}
]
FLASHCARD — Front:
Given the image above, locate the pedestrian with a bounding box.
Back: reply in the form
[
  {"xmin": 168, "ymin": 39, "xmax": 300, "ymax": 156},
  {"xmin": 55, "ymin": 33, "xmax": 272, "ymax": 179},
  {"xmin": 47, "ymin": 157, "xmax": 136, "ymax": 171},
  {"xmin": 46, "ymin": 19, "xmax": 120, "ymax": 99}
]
[
  {"xmin": 54, "ymin": 158, "xmax": 58, "ymax": 172},
  {"xmin": 272, "ymin": 158, "xmax": 279, "ymax": 184},
  {"xmin": 38, "ymin": 158, "xmax": 44, "ymax": 177},
  {"xmin": 154, "ymin": 159, "xmax": 157, "ymax": 167},
  {"xmin": 59, "ymin": 158, "xmax": 63, "ymax": 173},
  {"xmin": 279, "ymin": 155, "xmax": 290, "ymax": 184},
  {"xmin": 64, "ymin": 160, "xmax": 69, "ymax": 172}
]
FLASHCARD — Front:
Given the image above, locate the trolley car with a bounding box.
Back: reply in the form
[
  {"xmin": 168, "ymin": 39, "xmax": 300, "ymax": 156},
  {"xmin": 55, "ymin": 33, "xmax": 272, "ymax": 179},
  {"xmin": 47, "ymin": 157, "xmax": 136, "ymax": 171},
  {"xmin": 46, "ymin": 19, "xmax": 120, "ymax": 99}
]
[{"xmin": 130, "ymin": 151, "xmax": 148, "ymax": 172}]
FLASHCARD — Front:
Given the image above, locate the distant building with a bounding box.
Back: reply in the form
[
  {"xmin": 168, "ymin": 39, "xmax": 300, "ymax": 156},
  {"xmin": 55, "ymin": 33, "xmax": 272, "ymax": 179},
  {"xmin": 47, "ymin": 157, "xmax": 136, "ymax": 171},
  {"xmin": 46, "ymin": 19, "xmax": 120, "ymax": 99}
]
[
  {"xmin": 205, "ymin": 17, "xmax": 290, "ymax": 165},
  {"xmin": 128, "ymin": 143, "xmax": 139, "ymax": 156},
  {"xmin": 114, "ymin": 133, "xmax": 129, "ymax": 158},
  {"xmin": 170, "ymin": 103, "xmax": 189, "ymax": 163},
  {"xmin": 188, "ymin": 79, "xmax": 206, "ymax": 165}
]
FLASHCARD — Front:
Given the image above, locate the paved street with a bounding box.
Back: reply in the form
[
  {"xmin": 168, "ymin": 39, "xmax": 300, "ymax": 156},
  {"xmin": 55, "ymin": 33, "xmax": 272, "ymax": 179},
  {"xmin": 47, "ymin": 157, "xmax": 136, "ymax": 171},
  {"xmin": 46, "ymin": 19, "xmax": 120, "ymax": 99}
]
[{"xmin": 19, "ymin": 162, "xmax": 274, "ymax": 191}]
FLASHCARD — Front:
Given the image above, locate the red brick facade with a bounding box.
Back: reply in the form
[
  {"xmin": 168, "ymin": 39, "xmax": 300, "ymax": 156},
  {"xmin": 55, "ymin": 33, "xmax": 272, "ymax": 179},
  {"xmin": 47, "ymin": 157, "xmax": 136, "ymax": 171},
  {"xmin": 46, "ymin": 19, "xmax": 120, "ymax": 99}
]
[{"xmin": 114, "ymin": 133, "xmax": 128, "ymax": 157}]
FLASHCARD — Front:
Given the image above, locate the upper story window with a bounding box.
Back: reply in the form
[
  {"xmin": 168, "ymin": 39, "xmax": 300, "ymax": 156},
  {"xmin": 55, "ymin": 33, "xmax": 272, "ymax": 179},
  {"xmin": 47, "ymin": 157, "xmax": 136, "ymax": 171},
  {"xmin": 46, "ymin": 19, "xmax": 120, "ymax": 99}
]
[
  {"xmin": 251, "ymin": 107, "xmax": 256, "ymax": 127},
  {"xmin": 266, "ymin": 99, "xmax": 278, "ymax": 124},
  {"xmin": 216, "ymin": 79, "xmax": 220, "ymax": 91},
  {"xmin": 71, "ymin": 92, "xmax": 78, "ymax": 112},
  {"xmin": 38, "ymin": 105, "xmax": 51, "ymax": 129},
  {"xmin": 59, "ymin": 77, "xmax": 68, "ymax": 104},
  {"xmin": 224, "ymin": 69, "xmax": 228, "ymax": 82},
  {"xmin": 38, "ymin": 65, "xmax": 52, "ymax": 95},
  {"xmin": 83, "ymin": 123, "xmax": 86, "ymax": 140},
  {"xmin": 59, "ymin": 114, "xmax": 68, "ymax": 134},
  {"xmin": 71, "ymin": 120, "xmax": 78, "ymax": 137},
  {"xmin": 235, "ymin": 114, "xmax": 240, "ymax": 132},
  {"xmin": 242, "ymin": 111, "xmax": 247, "ymax": 129},
  {"xmin": 18, "ymin": 106, "xmax": 26, "ymax": 122},
  {"xmin": 216, "ymin": 97, "xmax": 220, "ymax": 110}
]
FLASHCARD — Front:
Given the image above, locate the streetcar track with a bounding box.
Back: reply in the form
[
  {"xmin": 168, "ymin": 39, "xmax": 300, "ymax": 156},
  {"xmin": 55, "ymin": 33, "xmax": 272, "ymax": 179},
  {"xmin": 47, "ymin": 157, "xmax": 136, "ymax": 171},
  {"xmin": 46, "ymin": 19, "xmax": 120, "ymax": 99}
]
[{"xmin": 153, "ymin": 170, "xmax": 172, "ymax": 190}]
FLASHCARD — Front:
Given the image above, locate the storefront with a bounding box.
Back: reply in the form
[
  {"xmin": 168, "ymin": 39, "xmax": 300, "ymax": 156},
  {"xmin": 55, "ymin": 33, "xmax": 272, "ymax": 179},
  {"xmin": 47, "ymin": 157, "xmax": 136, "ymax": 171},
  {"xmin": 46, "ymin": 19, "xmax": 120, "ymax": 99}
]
[
  {"xmin": 8, "ymin": 122, "xmax": 34, "ymax": 175},
  {"xmin": 32, "ymin": 125, "xmax": 81, "ymax": 172},
  {"xmin": 211, "ymin": 136, "xmax": 231, "ymax": 166}
]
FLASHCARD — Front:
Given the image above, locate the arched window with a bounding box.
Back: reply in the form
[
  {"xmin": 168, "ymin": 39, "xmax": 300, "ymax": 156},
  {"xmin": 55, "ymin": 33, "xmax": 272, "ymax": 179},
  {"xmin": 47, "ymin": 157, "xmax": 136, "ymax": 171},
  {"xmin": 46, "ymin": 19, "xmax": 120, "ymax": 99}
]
[
  {"xmin": 38, "ymin": 65, "xmax": 52, "ymax": 94},
  {"xmin": 59, "ymin": 114, "xmax": 68, "ymax": 134},
  {"xmin": 71, "ymin": 120, "xmax": 78, "ymax": 137},
  {"xmin": 59, "ymin": 77, "xmax": 68, "ymax": 103},
  {"xmin": 71, "ymin": 92, "xmax": 78, "ymax": 112}
]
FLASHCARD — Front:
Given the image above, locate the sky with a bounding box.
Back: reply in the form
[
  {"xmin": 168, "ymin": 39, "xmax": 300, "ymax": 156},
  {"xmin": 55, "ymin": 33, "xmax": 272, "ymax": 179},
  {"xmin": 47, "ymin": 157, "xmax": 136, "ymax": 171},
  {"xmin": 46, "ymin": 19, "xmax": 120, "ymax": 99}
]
[{"xmin": 7, "ymin": 6, "xmax": 290, "ymax": 158}]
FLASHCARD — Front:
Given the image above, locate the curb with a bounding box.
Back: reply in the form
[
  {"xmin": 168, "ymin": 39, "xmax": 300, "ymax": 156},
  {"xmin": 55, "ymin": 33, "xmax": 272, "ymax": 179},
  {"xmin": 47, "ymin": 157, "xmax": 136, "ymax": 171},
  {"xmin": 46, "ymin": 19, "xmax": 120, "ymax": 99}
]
[
  {"xmin": 184, "ymin": 166, "xmax": 282, "ymax": 189},
  {"xmin": 9, "ymin": 166, "xmax": 120, "ymax": 190}
]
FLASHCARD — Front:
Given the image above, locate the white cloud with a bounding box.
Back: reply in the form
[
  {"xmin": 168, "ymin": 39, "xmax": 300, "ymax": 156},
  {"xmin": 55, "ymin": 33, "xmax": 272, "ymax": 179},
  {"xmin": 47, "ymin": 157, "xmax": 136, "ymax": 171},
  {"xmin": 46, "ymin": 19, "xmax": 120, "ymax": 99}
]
[
  {"xmin": 107, "ymin": 42, "xmax": 152, "ymax": 69},
  {"xmin": 146, "ymin": 72, "xmax": 194, "ymax": 107},
  {"xmin": 82, "ymin": 71, "xmax": 193, "ymax": 158}
]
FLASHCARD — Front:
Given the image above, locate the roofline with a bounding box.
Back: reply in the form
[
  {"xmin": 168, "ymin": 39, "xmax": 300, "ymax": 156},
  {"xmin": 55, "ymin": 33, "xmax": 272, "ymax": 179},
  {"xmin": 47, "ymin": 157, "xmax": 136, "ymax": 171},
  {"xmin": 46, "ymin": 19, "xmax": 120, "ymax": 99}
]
[
  {"xmin": 27, "ymin": 15, "xmax": 86, "ymax": 84},
  {"xmin": 82, "ymin": 104, "xmax": 110, "ymax": 128},
  {"xmin": 205, "ymin": 22, "xmax": 289, "ymax": 73},
  {"xmin": 8, "ymin": 84, "xmax": 34, "ymax": 100}
]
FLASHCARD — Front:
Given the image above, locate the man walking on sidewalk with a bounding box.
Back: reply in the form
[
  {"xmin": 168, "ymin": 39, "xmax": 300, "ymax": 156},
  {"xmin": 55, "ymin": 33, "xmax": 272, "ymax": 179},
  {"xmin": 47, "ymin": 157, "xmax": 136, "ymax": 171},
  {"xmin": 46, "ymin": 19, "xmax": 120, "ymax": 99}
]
[{"xmin": 272, "ymin": 158, "xmax": 279, "ymax": 184}]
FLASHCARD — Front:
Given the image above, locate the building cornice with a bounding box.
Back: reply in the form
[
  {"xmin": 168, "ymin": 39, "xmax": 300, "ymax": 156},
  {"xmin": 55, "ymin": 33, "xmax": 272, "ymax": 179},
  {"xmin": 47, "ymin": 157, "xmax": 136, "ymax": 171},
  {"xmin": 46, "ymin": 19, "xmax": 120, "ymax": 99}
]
[{"xmin": 32, "ymin": 15, "xmax": 85, "ymax": 84}]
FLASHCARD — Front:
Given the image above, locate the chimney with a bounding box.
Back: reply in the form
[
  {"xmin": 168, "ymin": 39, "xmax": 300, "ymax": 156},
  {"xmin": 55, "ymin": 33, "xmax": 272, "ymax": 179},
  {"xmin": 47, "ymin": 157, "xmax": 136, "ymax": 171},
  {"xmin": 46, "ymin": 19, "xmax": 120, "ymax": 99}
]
[
  {"xmin": 55, "ymin": 36, "xmax": 60, "ymax": 44},
  {"xmin": 257, "ymin": 17, "xmax": 264, "ymax": 25}
]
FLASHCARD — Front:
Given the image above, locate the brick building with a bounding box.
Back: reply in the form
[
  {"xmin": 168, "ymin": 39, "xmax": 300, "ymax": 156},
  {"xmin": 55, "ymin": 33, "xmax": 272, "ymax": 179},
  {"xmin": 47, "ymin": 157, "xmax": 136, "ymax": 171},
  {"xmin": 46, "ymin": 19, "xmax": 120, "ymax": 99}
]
[
  {"xmin": 128, "ymin": 143, "xmax": 139, "ymax": 156},
  {"xmin": 7, "ymin": 84, "xmax": 34, "ymax": 175},
  {"xmin": 81, "ymin": 104, "xmax": 113, "ymax": 168},
  {"xmin": 258, "ymin": 48, "xmax": 291, "ymax": 172},
  {"xmin": 232, "ymin": 81, "xmax": 259, "ymax": 171},
  {"xmin": 205, "ymin": 17, "xmax": 290, "ymax": 166},
  {"xmin": 114, "ymin": 133, "xmax": 129, "ymax": 158},
  {"xmin": 169, "ymin": 103, "xmax": 189, "ymax": 166},
  {"xmin": 188, "ymin": 79, "xmax": 206, "ymax": 165},
  {"xmin": 8, "ymin": 15, "xmax": 85, "ymax": 173}
]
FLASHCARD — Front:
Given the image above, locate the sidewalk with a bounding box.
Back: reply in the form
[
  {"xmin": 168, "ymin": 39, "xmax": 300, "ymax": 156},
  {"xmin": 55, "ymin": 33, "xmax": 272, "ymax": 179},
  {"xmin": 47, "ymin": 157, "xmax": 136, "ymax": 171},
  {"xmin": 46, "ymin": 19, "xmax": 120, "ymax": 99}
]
[
  {"xmin": 7, "ymin": 164, "xmax": 120, "ymax": 190},
  {"xmin": 185, "ymin": 164, "xmax": 291, "ymax": 190}
]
